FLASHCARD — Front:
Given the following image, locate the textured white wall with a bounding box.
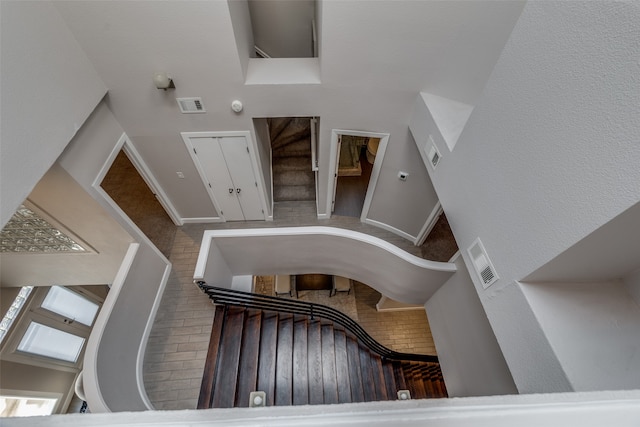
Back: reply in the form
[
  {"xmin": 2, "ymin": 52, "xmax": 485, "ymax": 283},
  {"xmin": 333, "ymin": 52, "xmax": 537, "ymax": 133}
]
[
  {"xmin": 419, "ymin": 1, "xmax": 640, "ymax": 393},
  {"xmin": 521, "ymin": 281, "xmax": 640, "ymax": 391},
  {"xmin": 623, "ymin": 269, "xmax": 640, "ymax": 307},
  {"xmin": 0, "ymin": 1, "xmax": 106, "ymax": 227},
  {"xmin": 426, "ymin": 256, "xmax": 517, "ymax": 397},
  {"xmin": 248, "ymin": 0, "xmax": 315, "ymax": 58},
  {"xmin": 50, "ymin": 1, "xmax": 523, "ymax": 236},
  {"xmin": 58, "ymin": 101, "xmax": 171, "ymax": 412},
  {"xmin": 0, "ymin": 163, "xmax": 133, "ymax": 287}
]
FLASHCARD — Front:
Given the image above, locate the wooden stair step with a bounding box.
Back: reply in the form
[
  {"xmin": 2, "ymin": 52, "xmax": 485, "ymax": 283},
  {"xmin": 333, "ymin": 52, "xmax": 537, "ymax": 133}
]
[
  {"xmin": 197, "ymin": 305, "xmax": 226, "ymax": 409},
  {"xmin": 211, "ymin": 307, "xmax": 245, "ymax": 408},
  {"xmin": 321, "ymin": 321, "xmax": 339, "ymax": 404},
  {"xmin": 333, "ymin": 328, "xmax": 352, "ymax": 404},
  {"xmin": 307, "ymin": 318, "xmax": 324, "ymax": 405},
  {"xmin": 275, "ymin": 313, "xmax": 294, "ymax": 406},
  {"xmin": 234, "ymin": 309, "xmax": 262, "ymax": 407},
  {"xmin": 257, "ymin": 311, "xmax": 279, "ymax": 406},
  {"xmin": 382, "ymin": 360, "xmax": 397, "ymax": 399},
  {"xmin": 359, "ymin": 347, "xmax": 377, "ymax": 402},
  {"xmin": 345, "ymin": 334, "xmax": 364, "ymax": 402},
  {"xmin": 292, "ymin": 315, "xmax": 309, "ymax": 405}
]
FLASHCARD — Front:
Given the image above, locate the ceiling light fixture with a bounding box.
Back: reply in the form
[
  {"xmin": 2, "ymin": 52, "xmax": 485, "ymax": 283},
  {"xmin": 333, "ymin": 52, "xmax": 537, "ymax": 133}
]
[{"xmin": 153, "ymin": 72, "xmax": 175, "ymax": 90}]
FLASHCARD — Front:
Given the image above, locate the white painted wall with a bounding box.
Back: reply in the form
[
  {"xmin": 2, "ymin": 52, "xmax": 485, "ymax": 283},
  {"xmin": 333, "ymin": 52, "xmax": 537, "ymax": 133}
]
[
  {"xmin": 425, "ymin": 256, "xmax": 517, "ymax": 397},
  {"xmin": 366, "ymin": 128, "xmax": 440, "ymax": 238},
  {"xmin": 414, "ymin": 1, "xmax": 640, "ymax": 393},
  {"xmin": 50, "ymin": 1, "xmax": 523, "ymax": 238},
  {"xmin": 0, "ymin": 0, "xmax": 106, "ymax": 227},
  {"xmin": 248, "ymin": 0, "xmax": 315, "ymax": 58},
  {"xmin": 623, "ymin": 268, "xmax": 640, "ymax": 308},
  {"xmin": 227, "ymin": 0, "xmax": 255, "ymax": 76},
  {"xmin": 521, "ymin": 281, "xmax": 640, "ymax": 391},
  {"xmin": 0, "ymin": 164, "xmax": 133, "ymax": 288},
  {"xmin": 57, "ymin": 101, "xmax": 172, "ymax": 411}
]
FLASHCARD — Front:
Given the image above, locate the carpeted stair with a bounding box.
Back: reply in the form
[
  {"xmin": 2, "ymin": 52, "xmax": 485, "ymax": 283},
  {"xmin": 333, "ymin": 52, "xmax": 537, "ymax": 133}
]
[{"xmin": 270, "ymin": 118, "xmax": 316, "ymax": 202}]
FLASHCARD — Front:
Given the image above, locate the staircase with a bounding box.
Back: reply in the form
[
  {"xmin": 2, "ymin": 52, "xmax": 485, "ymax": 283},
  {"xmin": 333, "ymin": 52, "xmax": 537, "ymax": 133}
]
[
  {"xmin": 198, "ymin": 305, "xmax": 447, "ymax": 409},
  {"xmin": 269, "ymin": 117, "xmax": 316, "ymax": 202}
]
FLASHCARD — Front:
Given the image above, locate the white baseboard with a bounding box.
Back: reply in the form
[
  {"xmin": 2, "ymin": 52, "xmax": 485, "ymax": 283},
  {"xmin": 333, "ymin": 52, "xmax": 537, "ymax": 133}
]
[
  {"xmin": 363, "ymin": 218, "xmax": 416, "ymax": 242},
  {"xmin": 181, "ymin": 217, "xmax": 224, "ymax": 224}
]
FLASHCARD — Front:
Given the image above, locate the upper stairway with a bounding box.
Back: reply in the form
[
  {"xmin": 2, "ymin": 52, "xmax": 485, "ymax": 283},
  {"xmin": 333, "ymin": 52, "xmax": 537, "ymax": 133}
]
[
  {"xmin": 269, "ymin": 117, "xmax": 316, "ymax": 202},
  {"xmin": 198, "ymin": 305, "xmax": 446, "ymax": 409}
]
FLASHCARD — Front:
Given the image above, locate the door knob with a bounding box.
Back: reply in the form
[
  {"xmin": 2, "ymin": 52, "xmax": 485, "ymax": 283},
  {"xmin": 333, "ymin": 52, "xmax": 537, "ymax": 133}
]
[{"xmin": 229, "ymin": 188, "xmax": 233, "ymax": 194}]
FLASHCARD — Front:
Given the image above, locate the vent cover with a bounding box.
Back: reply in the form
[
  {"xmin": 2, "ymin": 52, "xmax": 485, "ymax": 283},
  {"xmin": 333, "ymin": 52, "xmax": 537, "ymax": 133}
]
[
  {"xmin": 425, "ymin": 135, "xmax": 441, "ymax": 169},
  {"xmin": 467, "ymin": 238, "xmax": 498, "ymax": 289},
  {"xmin": 176, "ymin": 97, "xmax": 206, "ymax": 114}
]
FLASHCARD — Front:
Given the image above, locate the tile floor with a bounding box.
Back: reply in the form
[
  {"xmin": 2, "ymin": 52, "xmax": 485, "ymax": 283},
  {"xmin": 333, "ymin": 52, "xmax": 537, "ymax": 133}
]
[{"xmin": 142, "ymin": 202, "xmax": 453, "ymax": 410}]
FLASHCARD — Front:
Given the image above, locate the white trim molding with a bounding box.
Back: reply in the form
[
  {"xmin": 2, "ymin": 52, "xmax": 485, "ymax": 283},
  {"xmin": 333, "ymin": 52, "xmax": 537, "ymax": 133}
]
[
  {"xmin": 95, "ymin": 133, "xmax": 182, "ymax": 226},
  {"xmin": 327, "ymin": 129, "xmax": 390, "ymax": 219},
  {"xmin": 415, "ymin": 201, "xmax": 444, "ymax": 246},
  {"xmin": 363, "ymin": 218, "xmax": 416, "ymax": 243},
  {"xmin": 181, "ymin": 217, "xmax": 225, "ymax": 224}
]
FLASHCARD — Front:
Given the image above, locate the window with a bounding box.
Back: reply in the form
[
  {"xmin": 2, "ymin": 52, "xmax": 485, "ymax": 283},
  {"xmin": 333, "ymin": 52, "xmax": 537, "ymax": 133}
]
[
  {"xmin": 0, "ymin": 395, "xmax": 57, "ymax": 417},
  {"xmin": 41, "ymin": 286, "xmax": 99, "ymax": 327},
  {"xmin": 0, "ymin": 286, "xmax": 33, "ymax": 344},
  {"xmin": 17, "ymin": 322, "xmax": 85, "ymax": 363},
  {"xmin": 0, "ymin": 286, "xmax": 103, "ymax": 371}
]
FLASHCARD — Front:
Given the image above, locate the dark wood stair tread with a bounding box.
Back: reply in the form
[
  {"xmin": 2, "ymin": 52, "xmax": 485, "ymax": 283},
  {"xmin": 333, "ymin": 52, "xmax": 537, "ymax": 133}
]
[{"xmin": 199, "ymin": 307, "xmax": 447, "ymax": 409}]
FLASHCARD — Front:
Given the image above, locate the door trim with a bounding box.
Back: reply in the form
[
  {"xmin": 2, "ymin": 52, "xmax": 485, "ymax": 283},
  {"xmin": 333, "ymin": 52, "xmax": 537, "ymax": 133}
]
[
  {"xmin": 94, "ymin": 133, "xmax": 182, "ymax": 226},
  {"xmin": 414, "ymin": 201, "xmax": 443, "ymax": 246},
  {"xmin": 181, "ymin": 131, "xmax": 269, "ymax": 222},
  {"xmin": 326, "ymin": 129, "xmax": 390, "ymax": 222}
]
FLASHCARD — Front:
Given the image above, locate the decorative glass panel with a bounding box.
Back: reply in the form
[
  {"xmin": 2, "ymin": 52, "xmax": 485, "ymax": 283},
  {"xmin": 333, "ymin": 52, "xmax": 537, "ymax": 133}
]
[
  {"xmin": 17, "ymin": 322, "xmax": 85, "ymax": 363},
  {"xmin": 0, "ymin": 205, "xmax": 86, "ymax": 253},
  {"xmin": 0, "ymin": 286, "xmax": 33, "ymax": 344},
  {"xmin": 41, "ymin": 286, "xmax": 99, "ymax": 327}
]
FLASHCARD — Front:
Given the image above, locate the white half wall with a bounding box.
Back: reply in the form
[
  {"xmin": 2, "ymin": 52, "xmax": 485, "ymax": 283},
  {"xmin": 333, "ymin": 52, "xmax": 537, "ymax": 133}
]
[
  {"xmin": 425, "ymin": 256, "xmax": 517, "ymax": 397},
  {"xmin": 0, "ymin": 0, "xmax": 106, "ymax": 227},
  {"xmin": 521, "ymin": 281, "xmax": 640, "ymax": 392},
  {"xmin": 194, "ymin": 227, "xmax": 456, "ymax": 305},
  {"xmin": 58, "ymin": 101, "xmax": 172, "ymax": 411}
]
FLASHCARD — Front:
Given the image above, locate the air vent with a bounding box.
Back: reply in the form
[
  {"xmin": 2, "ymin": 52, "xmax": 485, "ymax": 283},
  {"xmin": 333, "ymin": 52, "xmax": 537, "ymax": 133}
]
[
  {"xmin": 425, "ymin": 135, "xmax": 441, "ymax": 169},
  {"xmin": 467, "ymin": 238, "xmax": 499, "ymax": 289},
  {"xmin": 176, "ymin": 97, "xmax": 206, "ymax": 114}
]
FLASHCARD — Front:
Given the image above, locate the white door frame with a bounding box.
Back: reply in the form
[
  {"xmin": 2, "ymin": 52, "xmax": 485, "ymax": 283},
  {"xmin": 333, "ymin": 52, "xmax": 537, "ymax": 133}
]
[
  {"xmin": 414, "ymin": 201, "xmax": 443, "ymax": 246},
  {"xmin": 95, "ymin": 133, "xmax": 182, "ymax": 226},
  {"xmin": 326, "ymin": 129, "xmax": 390, "ymax": 222},
  {"xmin": 181, "ymin": 131, "xmax": 269, "ymax": 222}
]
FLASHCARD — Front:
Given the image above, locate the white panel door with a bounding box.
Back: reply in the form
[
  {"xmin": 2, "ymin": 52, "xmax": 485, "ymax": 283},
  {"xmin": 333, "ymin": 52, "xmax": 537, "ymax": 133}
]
[
  {"xmin": 190, "ymin": 137, "xmax": 244, "ymax": 220},
  {"xmin": 219, "ymin": 136, "xmax": 264, "ymax": 220}
]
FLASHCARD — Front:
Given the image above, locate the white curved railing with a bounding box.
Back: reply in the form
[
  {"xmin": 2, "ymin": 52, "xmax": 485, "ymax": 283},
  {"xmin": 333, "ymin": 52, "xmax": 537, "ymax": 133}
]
[{"xmin": 195, "ymin": 226, "xmax": 456, "ymax": 305}]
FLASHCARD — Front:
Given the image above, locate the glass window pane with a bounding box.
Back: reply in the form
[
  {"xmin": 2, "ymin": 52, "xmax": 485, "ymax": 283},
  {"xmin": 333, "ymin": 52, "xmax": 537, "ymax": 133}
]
[
  {"xmin": 0, "ymin": 396, "xmax": 57, "ymax": 417},
  {"xmin": 41, "ymin": 286, "xmax": 99, "ymax": 326},
  {"xmin": 17, "ymin": 322, "xmax": 84, "ymax": 363}
]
